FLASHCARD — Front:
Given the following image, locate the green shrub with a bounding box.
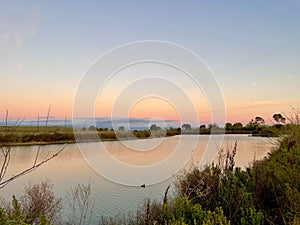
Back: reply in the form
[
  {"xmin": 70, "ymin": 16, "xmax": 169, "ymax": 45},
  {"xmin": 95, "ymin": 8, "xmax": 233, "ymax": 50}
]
[
  {"xmin": 251, "ymin": 145, "xmax": 300, "ymax": 224},
  {"xmin": 176, "ymin": 122, "xmax": 300, "ymax": 225},
  {"xmin": 100, "ymin": 197, "xmax": 230, "ymax": 225},
  {"xmin": 0, "ymin": 181, "xmax": 61, "ymax": 225},
  {"xmin": 202, "ymin": 207, "xmax": 230, "ymax": 225},
  {"xmin": 240, "ymin": 207, "xmax": 264, "ymax": 225}
]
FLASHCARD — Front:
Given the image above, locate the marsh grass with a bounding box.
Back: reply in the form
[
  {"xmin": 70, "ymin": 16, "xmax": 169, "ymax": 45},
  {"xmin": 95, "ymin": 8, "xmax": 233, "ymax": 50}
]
[
  {"xmin": 67, "ymin": 182, "xmax": 94, "ymax": 225},
  {"xmin": 0, "ymin": 126, "xmax": 179, "ymax": 145}
]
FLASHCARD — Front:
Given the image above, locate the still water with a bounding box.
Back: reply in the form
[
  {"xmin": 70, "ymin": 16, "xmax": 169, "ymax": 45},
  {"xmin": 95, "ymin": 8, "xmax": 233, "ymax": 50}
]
[{"xmin": 0, "ymin": 135, "xmax": 275, "ymax": 222}]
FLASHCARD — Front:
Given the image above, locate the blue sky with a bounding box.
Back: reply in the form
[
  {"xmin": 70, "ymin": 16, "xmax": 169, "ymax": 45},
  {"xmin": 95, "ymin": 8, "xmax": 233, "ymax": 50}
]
[{"xmin": 1, "ymin": 0, "xmax": 299, "ymax": 124}]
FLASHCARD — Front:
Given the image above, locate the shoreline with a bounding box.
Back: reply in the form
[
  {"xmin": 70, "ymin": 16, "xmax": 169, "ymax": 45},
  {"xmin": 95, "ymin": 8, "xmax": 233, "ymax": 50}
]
[
  {"xmin": 0, "ymin": 133, "xmax": 264, "ymax": 147},
  {"xmin": 1, "ymin": 125, "xmax": 274, "ymax": 147}
]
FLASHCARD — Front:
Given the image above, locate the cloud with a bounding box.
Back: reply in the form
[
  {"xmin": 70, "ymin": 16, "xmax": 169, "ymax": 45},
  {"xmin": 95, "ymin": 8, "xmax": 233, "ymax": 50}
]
[
  {"xmin": 228, "ymin": 99, "xmax": 289, "ymax": 111},
  {"xmin": 1, "ymin": 33, "xmax": 13, "ymax": 48},
  {"xmin": 1, "ymin": 31, "xmax": 23, "ymax": 51},
  {"xmin": 2, "ymin": 33, "xmax": 11, "ymax": 42},
  {"xmin": 0, "ymin": 3, "xmax": 40, "ymax": 51},
  {"xmin": 72, "ymin": 117, "xmax": 179, "ymax": 129}
]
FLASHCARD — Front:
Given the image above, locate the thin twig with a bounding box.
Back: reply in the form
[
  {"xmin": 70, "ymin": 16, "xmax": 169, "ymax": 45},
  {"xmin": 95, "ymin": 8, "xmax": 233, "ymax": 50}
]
[
  {"xmin": 163, "ymin": 184, "xmax": 171, "ymax": 207},
  {"xmin": 44, "ymin": 104, "xmax": 51, "ymax": 131},
  {"xmin": 33, "ymin": 145, "xmax": 41, "ymax": 166},
  {"xmin": 37, "ymin": 115, "xmax": 40, "ymax": 132},
  {"xmin": 15, "ymin": 117, "xmax": 25, "ymax": 127},
  {"xmin": 0, "ymin": 146, "xmax": 10, "ymax": 182},
  {"xmin": 5, "ymin": 110, "xmax": 8, "ymax": 127}
]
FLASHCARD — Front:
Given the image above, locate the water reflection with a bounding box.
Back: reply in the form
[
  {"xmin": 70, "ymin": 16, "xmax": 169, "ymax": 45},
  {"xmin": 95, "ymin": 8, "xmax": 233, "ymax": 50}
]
[{"xmin": 0, "ymin": 135, "xmax": 274, "ymax": 222}]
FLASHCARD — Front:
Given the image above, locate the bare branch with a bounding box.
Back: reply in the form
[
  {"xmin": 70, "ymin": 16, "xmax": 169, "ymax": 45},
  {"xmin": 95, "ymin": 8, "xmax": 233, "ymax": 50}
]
[
  {"xmin": 0, "ymin": 146, "xmax": 10, "ymax": 182},
  {"xmin": 5, "ymin": 110, "xmax": 8, "ymax": 127},
  {"xmin": 0, "ymin": 144, "xmax": 67, "ymax": 189},
  {"xmin": 33, "ymin": 145, "xmax": 41, "ymax": 166},
  {"xmin": 45, "ymin": 104, "xmax": 51, "ymax": 131},
  {"xmin": 0, "ymin": 107, "xmax": 67, "ymax": 190},
  {"xmin": 15, "ymin": 116, "xmax": 25, "ymax": 127},
  {"xmin": 37, "ymin": 115, "xmax": 40, "ymax": 132}
]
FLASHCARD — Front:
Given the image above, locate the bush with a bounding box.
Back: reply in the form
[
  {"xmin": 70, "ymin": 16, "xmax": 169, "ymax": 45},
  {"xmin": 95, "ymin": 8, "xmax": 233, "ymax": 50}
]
[
  {"xmin": 251, "ymin": 145, "xmax": 300, "ymax": 224},
  {"xmin": 21, "ymin": 181, "xmax": 61, "ymax": 224},
  {"xmin": 0, "ymin": 181, "xmax": 61, "ymax": 224},
  {"xmin": 100, "ymin": 197, "xmax": 230, "ymax": 225},
  {"xmin": 176, "ymin": 123, "xmax": 300, "ymax": 225},
  {"xmin": 0, "ymin": 195, "xmax": 29, "ymax": 225}
]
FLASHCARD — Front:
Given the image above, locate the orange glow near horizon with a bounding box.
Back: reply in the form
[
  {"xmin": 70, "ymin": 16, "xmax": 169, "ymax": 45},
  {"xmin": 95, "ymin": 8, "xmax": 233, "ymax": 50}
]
[
  {"xmin": 0, "ymin": 96, "xmax": 295, "ymax": 126},
  {"xmin": 128, "ymin": 98, "xmax": 180, "ymax": 121}
]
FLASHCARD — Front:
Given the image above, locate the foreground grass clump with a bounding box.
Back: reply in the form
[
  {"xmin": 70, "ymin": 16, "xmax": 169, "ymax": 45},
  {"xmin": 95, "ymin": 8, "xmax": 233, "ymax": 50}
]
[{"xmin": 100, "ymin": 198, "xmax": 230, "ymax": 225}]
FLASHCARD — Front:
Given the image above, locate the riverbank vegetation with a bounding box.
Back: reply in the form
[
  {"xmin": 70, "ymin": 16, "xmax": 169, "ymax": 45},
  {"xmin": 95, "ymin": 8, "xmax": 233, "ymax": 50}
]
[
  {"xmin": 0, "ymin": 113, "xmax": 291, "ymax": 146},
  {"xmin": 0, "ymin": 125, "xmax": 181, "ymax": 146}
]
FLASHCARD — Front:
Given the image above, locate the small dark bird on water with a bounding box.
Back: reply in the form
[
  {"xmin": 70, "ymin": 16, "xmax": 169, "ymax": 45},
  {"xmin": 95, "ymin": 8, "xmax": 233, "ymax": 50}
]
[{"xmin": 141, "ymin": 184, "xmax": 146, "ymax": 188}]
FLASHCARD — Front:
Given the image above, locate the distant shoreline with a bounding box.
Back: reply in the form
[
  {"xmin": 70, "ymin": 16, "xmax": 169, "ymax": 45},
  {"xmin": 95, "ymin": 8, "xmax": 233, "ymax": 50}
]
[{"xmin": 0, "ymin": 125, "xmax": 273, "ymax": 147}]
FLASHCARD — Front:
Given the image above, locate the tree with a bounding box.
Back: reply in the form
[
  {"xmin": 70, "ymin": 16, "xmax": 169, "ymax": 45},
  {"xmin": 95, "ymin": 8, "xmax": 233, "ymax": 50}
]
[
  {"xmin": 233, "ymin": 122, "xmax": 243, "ymax": 130},
  {"xmin": 182, "ymin": 124, "xmax": 192, "ymax": 130},
  {"xmin": 118, "ymin": 126, "xmax": 125, "ymax": 131},
  {"xmin": 254, "ymin": 116, "xmax": 265, "ymax": 125},
  {"xmin": 246, "ymin": 117, "xmax": 265, "ymax": 132},
  {"xmin": 208, "ymin": 123, "xmax": 219, "ymax": 129},
  {"xmin": 200, "ymin": 125, "xmax": 206, "ymax": 129},
  {"xmin": 225, "ymin": 123, "xmax": 233, "ymax": 131},
  {"xmin": 88, "ymin": 125, "xmax": 96, "ymax": 131},
  {"xmin": 273, "ymin": 113, "xmax": 286, "ymax": 124},
  {"xmin": 150, "ymin": 124, "xmax": 161, "ymax": 131}
]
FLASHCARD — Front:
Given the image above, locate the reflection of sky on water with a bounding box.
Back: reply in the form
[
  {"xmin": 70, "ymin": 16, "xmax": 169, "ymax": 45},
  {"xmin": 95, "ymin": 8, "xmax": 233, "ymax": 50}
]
[{"xmin": 0, "ymin": 135, "xmax": 273, "ymax": 223}]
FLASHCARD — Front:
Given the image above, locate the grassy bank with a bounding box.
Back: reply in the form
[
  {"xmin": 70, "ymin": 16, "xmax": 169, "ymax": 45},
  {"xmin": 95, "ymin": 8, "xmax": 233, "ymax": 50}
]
[
  {"xmin": 0, "ymin": 126, "xmax": 181, "ymax": 146},
  {"xmin": 0, "ymin": 126, "xmax": 75, "ymax": 146},
  {"xmin": 0, "ymin": 120, "xmax": 288, "ymax": 146}
]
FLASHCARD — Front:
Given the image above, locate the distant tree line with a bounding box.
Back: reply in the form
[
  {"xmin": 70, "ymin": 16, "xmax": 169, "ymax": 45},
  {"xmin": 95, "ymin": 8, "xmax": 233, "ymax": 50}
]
[
  {"xmin": 179, "ymin": 113, "xmax": 287, "ymax": 137},
  {"xmin": 0, "ymin": 113, "xmax": 288, "ymax": 145}
]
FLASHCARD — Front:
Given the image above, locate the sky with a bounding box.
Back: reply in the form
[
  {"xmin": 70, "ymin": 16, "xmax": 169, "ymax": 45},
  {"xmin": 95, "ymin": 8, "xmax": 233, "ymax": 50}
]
[{"xmin": 0, "ymin": 0, "xmax": 300, "ymax": 126}]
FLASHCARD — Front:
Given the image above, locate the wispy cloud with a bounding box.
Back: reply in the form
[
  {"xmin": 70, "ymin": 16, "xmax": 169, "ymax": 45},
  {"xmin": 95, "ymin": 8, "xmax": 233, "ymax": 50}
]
[
  {"xmin": 2, "ymin": 33, "xmax": 11, "ymax": 42},
  {"xmin": 72, "ymin": 117, "xmax": 179, "ymax": 129},
  {"xmin": 229, "ymin": 99, "xmax": 288, "ymax": 111},
  {"xmin": 0, "ymin": 32, "xmax": 14, "ymax": 49},
  {"xmin": 0, "ymin": 3, "xmax": 39, "ymax": 51}
]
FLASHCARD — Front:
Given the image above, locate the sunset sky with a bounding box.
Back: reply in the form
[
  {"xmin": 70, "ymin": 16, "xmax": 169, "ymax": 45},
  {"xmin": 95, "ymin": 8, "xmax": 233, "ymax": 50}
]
[{"xmin": 1, "ymin": 1, "xmax": 299, "ymax": 126}]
